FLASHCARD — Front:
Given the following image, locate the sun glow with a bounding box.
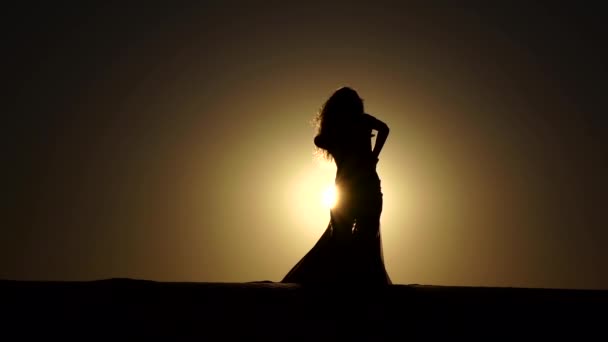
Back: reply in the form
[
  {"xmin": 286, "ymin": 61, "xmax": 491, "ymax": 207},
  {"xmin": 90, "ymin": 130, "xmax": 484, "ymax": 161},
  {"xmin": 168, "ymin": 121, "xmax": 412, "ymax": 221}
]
[
  {"xmin": 288, "ymin": 161, "xmax": 337, "ymax": 238},
  {"xmin": 322, "ymin": 185, "xmax": 339, "ymax": 209}
]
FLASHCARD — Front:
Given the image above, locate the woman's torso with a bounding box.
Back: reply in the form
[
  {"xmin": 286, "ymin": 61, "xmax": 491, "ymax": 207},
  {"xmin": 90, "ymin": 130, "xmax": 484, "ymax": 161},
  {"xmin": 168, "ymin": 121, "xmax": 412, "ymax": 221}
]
[{"xmin": 330, "ymin": 117, "xmax": 380, "ymax": 193}]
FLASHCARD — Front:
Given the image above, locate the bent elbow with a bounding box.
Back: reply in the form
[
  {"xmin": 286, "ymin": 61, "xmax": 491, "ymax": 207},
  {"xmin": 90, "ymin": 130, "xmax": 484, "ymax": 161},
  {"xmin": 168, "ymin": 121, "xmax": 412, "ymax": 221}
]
[{"xmin": 381, "ymin": 124, "xmax": 389, "ymax": 135}]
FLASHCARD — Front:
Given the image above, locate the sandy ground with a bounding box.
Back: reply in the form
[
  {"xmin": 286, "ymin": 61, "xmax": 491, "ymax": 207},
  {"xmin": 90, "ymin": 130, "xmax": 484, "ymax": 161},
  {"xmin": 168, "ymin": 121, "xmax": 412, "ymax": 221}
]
[{"xmin": 2, "ymin": 278, "xmax": 606, "ymax": 339}]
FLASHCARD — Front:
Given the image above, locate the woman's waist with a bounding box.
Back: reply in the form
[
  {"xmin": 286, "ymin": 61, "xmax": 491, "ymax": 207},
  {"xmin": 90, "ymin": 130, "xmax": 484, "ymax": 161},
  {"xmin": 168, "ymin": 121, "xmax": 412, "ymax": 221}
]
[
  {"xmin": 334, "ymin": 176, "xmax": 382, "ymax": 203},
  {"xmin": 335, "ymin": 170, "xmax": 381, "ymax": 188}
]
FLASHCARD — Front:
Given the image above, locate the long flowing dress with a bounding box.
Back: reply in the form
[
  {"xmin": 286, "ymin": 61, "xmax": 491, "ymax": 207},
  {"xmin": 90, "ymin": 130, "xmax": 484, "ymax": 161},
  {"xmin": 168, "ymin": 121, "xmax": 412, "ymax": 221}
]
[{"xmin": 282, "ymin": 114, "xmax": 391, "ymax": 285}]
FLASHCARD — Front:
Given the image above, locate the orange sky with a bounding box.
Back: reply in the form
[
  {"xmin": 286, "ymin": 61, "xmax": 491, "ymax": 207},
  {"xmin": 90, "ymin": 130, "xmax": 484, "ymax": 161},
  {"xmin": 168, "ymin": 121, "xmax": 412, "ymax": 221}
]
[{"xmin": 3, "ymin": 3, "xmax": 606, "ymax": 289}]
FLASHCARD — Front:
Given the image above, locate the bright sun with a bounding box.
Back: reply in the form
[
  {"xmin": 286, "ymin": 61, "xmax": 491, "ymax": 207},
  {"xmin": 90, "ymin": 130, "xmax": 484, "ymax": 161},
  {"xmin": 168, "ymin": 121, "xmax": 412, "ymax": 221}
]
[{"xmin": 322, "ymin": 185, "xmax": 339, "ymax": 209}]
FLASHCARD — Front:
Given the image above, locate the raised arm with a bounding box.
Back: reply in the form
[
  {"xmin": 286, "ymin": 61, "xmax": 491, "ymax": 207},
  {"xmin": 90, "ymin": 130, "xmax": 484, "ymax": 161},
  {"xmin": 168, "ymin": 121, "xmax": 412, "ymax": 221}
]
[{"xmin": 364, "ymin": 114, "xmax": 389, "ymax": 159}]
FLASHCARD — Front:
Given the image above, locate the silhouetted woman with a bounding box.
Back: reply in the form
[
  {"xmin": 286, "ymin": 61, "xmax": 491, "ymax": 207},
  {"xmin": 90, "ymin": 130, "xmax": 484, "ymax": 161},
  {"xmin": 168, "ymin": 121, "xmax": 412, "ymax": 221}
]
[{"xmin": 282, "ymin": 87, "xmax": 391, "ymax": 285}]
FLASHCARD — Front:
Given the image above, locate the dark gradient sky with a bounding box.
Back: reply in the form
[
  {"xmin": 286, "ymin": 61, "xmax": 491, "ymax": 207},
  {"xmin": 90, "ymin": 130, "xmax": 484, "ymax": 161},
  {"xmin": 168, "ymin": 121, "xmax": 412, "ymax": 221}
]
[{"xmin": 3, "ymin": 3, "xmax": 606, "ymax": 289}]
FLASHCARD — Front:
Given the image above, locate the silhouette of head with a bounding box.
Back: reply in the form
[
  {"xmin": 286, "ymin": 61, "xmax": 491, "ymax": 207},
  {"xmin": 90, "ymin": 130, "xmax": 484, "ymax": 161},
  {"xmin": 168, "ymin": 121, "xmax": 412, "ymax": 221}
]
[
  {"xmin": 314, "ymin": 87, "xmax": 365, "ymax": 159},
  {"xmin": 316, "ymin": 86, "xmax": 364, "ymax": 129},
  {"xmin": 321, "ymin": 87, "xmax": 364, "ymax": 118}
]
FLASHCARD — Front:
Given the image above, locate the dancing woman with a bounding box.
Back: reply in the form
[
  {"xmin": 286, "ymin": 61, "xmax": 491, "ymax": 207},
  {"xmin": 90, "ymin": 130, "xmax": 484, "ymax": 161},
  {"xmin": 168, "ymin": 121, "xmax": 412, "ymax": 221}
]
[{"xmin": 282, "ymin": 86, "xmax": 391, "ymax": 285}]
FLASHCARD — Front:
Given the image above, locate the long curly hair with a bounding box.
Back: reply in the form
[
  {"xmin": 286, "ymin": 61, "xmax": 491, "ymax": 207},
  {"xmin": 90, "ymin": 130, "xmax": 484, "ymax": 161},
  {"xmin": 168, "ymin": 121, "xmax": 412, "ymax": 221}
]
[{"xmin": 313, "ymin": 87, "xmax": 365, "ymax": 160}]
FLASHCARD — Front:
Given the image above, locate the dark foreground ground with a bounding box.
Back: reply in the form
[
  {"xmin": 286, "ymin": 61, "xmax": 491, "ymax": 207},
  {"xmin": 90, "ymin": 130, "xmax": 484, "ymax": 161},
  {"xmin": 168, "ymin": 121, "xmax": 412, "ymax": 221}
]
[{"xmin": 2, "ymin": 279, "xmax": 607, "ymax": 340}]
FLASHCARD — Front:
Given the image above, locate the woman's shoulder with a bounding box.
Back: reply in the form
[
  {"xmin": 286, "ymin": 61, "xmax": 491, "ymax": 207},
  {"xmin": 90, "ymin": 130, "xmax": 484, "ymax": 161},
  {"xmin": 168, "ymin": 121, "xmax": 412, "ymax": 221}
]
[
  {"xmin": 361, "ymin": 113, "xmax": 388, "ymax": 132},
  {"xmin": 361, "ymin": 113, "xmax": 380, "ymax": 125},
  {"xmin": 362, "ymin": 113, "xmax": 376, "ymax": 119}
]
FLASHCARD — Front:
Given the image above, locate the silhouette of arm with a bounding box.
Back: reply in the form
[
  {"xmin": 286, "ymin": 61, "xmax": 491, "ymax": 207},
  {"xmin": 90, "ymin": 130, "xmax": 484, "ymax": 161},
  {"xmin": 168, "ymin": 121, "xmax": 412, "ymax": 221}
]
[{"xmin": 364, "ymin": 114, "xmax": 389, "ymax": 160}]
